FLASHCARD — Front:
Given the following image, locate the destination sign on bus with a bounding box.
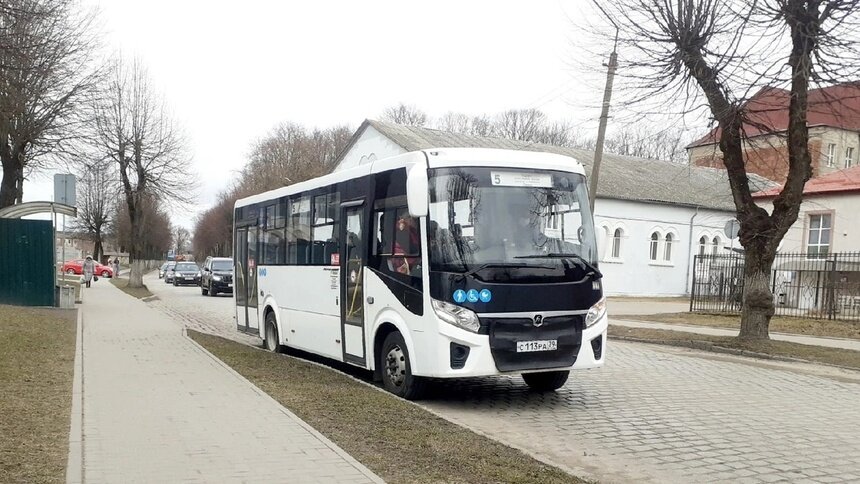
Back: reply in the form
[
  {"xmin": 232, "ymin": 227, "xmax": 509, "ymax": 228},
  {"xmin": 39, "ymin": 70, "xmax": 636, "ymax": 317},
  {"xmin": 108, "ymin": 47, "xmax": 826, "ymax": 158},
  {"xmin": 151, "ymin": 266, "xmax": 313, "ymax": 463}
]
[{"xmin": 490, "ymin": 171, "xmax": 552, "ymax": 188}]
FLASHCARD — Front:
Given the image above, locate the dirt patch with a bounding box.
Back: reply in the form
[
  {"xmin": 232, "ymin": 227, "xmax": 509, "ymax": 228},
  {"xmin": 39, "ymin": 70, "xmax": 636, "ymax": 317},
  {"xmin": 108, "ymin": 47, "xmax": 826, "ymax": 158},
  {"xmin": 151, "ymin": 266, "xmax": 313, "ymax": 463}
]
[
  {"xmin": 0, "ymin": 305, "xmax": 76, "ymax": 484},
  {"xmin": 188, "ymin": 330, "xmax": 584, "ymax": 484},
  {"xmin": 110, "ymin": 277, "xmax": 154, "ymax": 299},
  {"xmin": 624, "ymin": 312, "xmax": 860, "ymax": 340},
  {"xmin": 609, "ymin": 325, "xmax": 860, "ymax": 370}
]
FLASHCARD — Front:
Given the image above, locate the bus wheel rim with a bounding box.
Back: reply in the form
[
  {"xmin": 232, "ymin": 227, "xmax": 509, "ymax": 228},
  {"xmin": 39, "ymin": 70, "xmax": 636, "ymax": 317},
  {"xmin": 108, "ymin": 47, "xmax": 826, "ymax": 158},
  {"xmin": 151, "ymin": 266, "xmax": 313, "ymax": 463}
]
[
  {"xmin": 266, "ymin": 324, "xmax": 276, "ymax": 350},
  {"xmin": 385, "ymin": 345, "xmax": 406, "ymax": 387}
]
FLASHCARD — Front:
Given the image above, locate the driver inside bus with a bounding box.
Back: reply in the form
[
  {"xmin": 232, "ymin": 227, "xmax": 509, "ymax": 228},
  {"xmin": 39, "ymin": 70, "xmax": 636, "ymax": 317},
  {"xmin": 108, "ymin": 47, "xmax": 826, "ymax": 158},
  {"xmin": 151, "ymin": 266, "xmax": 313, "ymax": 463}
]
[{"xmin": 392, "ymin": 215, "xmax": 421, "ymax": 276}]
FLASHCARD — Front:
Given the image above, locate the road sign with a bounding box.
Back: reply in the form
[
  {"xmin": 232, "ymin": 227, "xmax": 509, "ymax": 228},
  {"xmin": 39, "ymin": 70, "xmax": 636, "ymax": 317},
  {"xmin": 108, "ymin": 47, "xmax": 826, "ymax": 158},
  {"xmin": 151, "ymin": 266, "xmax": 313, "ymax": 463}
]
[
  {"xmin": 53, "ymin": 174, "xmax": 76, "ymax": 206},
  {"xmin": 724, "ymin": 219, "xmax": 740, "ymax": 239}
]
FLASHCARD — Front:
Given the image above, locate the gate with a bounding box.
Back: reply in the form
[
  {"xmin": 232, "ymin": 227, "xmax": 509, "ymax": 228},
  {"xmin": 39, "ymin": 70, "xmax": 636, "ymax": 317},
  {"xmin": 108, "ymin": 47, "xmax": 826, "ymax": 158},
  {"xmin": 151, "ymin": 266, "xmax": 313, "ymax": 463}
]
[{"xmin": 0, "ymin": 218, "xmax": 55, "ymax": 306}]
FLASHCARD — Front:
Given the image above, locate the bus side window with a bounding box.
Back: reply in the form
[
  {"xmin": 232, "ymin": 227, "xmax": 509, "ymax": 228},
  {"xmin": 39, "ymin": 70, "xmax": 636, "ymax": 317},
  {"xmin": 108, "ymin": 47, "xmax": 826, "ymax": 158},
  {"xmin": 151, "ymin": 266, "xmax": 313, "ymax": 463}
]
[{"xmin": 373, "ymin": 206, "xmax": 422, "ymax": 289}]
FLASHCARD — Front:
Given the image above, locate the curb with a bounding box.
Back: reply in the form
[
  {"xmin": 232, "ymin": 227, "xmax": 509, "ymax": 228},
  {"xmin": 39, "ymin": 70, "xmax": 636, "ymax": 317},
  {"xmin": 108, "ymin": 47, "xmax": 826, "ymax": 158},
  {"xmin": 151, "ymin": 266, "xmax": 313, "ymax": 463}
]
[
  {"xmin": 183, "ymin": 329, "xmax": 590, "ymax": 482},
  {"xmin": 182, "ymin": 328, "xmax": 385, "ymax": 484},
  {"xmin": 609, "ymin": 334, "xmax": 860, "ymax": 372},
  {"xmin": 65, "ymin": 307, "xmax": 84, "ymax": 484}
]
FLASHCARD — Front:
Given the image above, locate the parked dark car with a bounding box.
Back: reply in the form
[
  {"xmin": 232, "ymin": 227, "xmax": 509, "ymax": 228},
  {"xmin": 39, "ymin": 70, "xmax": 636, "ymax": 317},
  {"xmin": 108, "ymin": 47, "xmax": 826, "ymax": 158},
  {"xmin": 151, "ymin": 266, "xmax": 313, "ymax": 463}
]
[
  {"xmin": 163, "ymin": 261, "xmax": 177, "ymax": 283},
  {"xmin": 201, "ymin": 256, "xmax": 233, "ymax": 296},
  {"xmin": 172, "ymin": 261, "xmax": 201, "ymax": 286}
]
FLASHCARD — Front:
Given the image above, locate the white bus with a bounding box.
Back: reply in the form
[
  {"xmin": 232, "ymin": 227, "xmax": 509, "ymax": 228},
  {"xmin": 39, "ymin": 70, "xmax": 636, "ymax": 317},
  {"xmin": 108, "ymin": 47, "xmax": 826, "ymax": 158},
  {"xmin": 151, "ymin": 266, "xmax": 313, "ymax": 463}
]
[{"xmin": 233, "ymin": 148, "xmax": 607, "ymax": 399}]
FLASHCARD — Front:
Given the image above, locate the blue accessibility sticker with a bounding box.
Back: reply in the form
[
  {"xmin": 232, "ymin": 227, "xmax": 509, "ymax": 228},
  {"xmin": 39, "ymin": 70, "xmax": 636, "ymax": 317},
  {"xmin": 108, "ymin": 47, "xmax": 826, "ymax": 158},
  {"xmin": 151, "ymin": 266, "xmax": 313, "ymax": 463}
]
[
  {"xmin": 466, "ymin": 289, "xmax": 480, "ymax": 303},
  {"xmin": 479, "ymin": 289, "xmax": 492, "ymax": 303},
  {"xmin": 453, "ymin": 289, "xmax": 467, "ymax": 303}
]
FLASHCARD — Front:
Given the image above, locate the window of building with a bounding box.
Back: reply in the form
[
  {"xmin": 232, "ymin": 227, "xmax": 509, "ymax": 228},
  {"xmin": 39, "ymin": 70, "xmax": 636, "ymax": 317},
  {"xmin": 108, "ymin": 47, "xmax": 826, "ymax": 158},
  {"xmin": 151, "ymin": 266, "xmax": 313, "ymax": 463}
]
[
  {"xmin": 664, "ymin": 233, "xmax": 674, "ymax": 261},
  {"xmin": 698, "ymin": 236, "xmax": 708, "ymax": 256},
  {"xmin": 649, "ymin": 232, "xmax": 659, "ymax": 261},
  {"xmin": 826, "ymin": 143, "xmax": 837, "ymax": 167},
  {"xmin": 611, "ymin": 228, "xmax": 622, "ymax": 259},
  {"xmin": 807, "ymin": 213, "xmax": 832, "ymax": 258},
  {"xmin": 712, "ymin": 236, "xmax": 721, "ymax": 255},
  {"xmin": 846, "ymin": 147, "xmax": 855, "ymax": 168}
]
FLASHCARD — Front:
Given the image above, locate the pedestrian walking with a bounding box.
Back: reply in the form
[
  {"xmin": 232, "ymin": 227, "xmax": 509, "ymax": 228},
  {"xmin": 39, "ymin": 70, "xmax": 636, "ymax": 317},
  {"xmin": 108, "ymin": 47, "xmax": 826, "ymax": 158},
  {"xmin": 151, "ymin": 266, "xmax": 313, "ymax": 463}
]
[
  {"xmin": 113, "ymin": 258, "xmax": 120, "ymax": 276},
  {"xmin": 82, "ymin": 255, "xmax": 95, "ymax": 288}
]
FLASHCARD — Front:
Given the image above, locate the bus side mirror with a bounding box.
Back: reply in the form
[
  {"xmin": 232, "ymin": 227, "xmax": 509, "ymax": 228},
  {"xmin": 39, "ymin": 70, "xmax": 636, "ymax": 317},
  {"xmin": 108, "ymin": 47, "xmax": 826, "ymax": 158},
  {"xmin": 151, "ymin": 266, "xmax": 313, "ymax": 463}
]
[{"xmin": 406, "ymin": 162, "xmax": 428, "ymax": 217}]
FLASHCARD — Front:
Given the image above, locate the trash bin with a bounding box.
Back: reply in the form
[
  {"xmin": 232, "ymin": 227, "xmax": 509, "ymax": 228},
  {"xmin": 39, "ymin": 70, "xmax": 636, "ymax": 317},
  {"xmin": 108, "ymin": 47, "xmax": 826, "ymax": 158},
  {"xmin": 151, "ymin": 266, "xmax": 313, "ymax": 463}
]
[{"xmin": 58, "ymin": 285, "xmax": 75, "ymax": 308}]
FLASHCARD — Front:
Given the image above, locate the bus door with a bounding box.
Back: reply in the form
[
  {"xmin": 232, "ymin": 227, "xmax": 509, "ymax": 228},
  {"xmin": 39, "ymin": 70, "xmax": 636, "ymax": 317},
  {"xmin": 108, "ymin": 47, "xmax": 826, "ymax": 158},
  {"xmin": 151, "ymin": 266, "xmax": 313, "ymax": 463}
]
[
  {"xmin": 340, "ymin": 202, "xmax": 366, "ymax": 365},
  {"xmin": 235, "ymin": 225, "xmax": 260, "ymax": 334}
]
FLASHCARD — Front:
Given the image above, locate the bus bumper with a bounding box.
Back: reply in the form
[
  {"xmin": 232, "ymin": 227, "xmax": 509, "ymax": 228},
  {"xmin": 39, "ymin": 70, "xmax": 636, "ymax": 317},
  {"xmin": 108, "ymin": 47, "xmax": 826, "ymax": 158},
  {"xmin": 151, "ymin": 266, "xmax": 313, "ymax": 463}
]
[{"xmin": 418, "ymin": 312, "xmax": 608, "ymax": 378}]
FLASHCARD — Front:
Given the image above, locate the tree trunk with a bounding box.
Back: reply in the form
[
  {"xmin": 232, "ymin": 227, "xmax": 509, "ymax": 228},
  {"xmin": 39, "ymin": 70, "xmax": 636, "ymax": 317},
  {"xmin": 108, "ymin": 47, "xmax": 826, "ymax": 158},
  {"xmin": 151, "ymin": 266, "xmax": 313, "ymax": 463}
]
[
  {"xmin": 0, "ymin": 163, "xmax": 20, "ymax": 208},
  {"xmin": 129, "ymin": 259, "xmax": 144, "ymax": 287},
  {"xmin": 738, "ymin": 248, "xmax": 776, "ymax": 340}
]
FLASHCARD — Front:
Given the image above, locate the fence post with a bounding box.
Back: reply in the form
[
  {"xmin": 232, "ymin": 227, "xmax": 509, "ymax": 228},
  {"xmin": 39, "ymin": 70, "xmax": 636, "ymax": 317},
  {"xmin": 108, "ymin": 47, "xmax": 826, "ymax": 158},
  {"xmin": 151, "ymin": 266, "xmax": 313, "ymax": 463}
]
[{"xmin": 690, "ymin": 255, "xmax": 697, "ymax": 312}]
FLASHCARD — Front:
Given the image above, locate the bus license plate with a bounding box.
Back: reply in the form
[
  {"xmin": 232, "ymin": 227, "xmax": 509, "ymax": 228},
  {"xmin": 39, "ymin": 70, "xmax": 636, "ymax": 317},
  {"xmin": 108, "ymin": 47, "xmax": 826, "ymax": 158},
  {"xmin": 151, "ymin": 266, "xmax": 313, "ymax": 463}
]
[{"xmin": 516, "ymin": 339, "xmax": 558, "ymax": 353}]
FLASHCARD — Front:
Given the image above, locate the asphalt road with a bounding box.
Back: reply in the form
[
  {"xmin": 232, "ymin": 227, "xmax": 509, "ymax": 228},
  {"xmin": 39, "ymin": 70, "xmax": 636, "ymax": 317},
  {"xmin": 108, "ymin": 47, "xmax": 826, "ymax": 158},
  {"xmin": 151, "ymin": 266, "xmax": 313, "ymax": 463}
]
[{"xmin": 143, "ymin": 271, "xmax": 860, "ymax": 483}]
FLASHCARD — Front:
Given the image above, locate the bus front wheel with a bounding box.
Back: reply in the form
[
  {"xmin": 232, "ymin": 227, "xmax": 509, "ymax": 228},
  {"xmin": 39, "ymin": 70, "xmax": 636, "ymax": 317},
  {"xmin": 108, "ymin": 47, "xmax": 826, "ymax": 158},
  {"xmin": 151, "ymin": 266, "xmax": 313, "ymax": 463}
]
[
  {"xmin": 522, "ymin": 370, "xmax": 569, "ymax": 392},
  {"xmin": 380, "ymin": 332, "xmax": 425, "ymax": 400},
  {"xmin": 264, "ymin": 312, "xmax": 283, "ymax": 353}
]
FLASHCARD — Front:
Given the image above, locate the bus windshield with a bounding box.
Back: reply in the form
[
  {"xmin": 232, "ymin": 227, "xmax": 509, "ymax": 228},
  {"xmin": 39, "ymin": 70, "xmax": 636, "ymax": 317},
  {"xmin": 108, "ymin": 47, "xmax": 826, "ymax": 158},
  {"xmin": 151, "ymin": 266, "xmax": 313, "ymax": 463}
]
[{"xmin": 428, "ymin": 167, "xmax": 597, "ymax": 279}]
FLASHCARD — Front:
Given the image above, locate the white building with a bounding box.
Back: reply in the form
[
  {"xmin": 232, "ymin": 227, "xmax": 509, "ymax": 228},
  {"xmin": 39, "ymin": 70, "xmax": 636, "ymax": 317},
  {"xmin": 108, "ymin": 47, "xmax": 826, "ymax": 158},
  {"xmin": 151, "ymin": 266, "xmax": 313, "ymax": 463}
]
[{"xmin": 335, "ymin": 120, "xmax": 775, "ymax": 297}]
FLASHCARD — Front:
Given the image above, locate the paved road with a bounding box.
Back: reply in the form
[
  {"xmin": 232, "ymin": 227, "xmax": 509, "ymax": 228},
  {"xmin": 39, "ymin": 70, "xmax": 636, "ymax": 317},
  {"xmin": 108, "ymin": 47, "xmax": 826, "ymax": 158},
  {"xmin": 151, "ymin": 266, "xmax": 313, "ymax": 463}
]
[{"xmin": 144, "ymin": 272, "xmax": 860, "ymax": 483}]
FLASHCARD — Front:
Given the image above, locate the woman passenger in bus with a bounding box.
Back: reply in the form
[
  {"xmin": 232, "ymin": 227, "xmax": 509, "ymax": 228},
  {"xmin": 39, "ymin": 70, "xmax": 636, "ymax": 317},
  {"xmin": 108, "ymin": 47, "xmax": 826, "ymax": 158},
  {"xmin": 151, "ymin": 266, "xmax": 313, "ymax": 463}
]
[{"xmin": 392, "ymin": 215, "xmax": 421, "ymax": 276}]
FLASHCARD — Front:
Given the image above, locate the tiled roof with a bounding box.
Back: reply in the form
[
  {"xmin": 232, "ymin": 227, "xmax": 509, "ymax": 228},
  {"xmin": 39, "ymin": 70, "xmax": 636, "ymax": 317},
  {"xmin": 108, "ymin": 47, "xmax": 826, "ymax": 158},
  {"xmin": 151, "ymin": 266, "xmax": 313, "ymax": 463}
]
[
  {"xmin": 689, "ymin": 82, "xmax": 860, "ymax": 148},
  {"xmin": 753, "ymin": 165, "xmax": 860, "ymax": 198},
  {"xmin": 358, "ymin": 119, "xmax": 777, "ymax": 211}
]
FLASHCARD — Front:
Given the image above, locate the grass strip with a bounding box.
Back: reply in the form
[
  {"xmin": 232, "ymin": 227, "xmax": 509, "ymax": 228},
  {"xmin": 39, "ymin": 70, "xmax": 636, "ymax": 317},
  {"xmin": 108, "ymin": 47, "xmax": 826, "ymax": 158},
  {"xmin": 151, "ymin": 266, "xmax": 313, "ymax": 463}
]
[
  {"xmin": 0, "ymin": 305, "xmax": 76, "ymax": 484},
  {"xmin": 608, "ymin": 325, "xmax": 860, "ymax": 370},
  {"xmin": 109, "ymin": 277, "xmax": 154, "ymax": 299},
  {"xmin": 624, "ymin": 312, "xmax": 860, "ymax": 340},
  {"xmin": 188, "ymin": 330, "xmax": 583, "ymax": 484}
]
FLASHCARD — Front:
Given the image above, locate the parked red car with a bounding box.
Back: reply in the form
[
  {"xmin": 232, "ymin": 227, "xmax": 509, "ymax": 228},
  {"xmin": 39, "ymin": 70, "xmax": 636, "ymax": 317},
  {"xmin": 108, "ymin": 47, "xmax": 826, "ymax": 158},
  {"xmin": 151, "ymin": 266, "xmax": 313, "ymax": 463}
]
[{"xmin": 61, "ymin": 259, "xmax": 114, "ymax": 278}]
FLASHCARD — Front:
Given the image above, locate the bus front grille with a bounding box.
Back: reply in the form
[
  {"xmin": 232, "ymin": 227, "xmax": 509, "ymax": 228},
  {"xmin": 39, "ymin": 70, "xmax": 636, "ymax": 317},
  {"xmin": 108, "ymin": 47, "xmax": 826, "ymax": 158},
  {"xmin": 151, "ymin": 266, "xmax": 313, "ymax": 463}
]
[{"xmin": 482, "ymin": 315, "xmax": 583, "ymax": 372}]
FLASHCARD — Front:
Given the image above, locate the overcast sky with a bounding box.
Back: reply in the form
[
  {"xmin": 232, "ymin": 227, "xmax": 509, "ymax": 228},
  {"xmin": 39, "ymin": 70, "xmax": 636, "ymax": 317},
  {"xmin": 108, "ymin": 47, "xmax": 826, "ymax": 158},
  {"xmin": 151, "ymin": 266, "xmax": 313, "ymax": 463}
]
[{"xmin": 24, "ymin": 0, "xmax": 655, "ymax": 228}]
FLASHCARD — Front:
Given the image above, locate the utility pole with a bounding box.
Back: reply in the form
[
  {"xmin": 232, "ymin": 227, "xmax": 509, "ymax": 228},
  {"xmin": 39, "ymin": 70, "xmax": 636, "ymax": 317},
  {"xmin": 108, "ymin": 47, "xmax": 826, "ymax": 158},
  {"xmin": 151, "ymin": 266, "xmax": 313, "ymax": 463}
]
[{"xmin": 588, "ymin": 28, "xmax": 619, "ymax": 212}]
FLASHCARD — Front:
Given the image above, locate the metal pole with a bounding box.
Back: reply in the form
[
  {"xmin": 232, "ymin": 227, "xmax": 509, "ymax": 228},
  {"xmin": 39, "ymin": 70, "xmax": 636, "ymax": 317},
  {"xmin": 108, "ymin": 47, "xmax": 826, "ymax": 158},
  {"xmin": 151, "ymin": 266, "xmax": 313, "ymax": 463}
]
[{"xmin": 588, "ymin": 28, "xmax": 619, "ymax": 212}]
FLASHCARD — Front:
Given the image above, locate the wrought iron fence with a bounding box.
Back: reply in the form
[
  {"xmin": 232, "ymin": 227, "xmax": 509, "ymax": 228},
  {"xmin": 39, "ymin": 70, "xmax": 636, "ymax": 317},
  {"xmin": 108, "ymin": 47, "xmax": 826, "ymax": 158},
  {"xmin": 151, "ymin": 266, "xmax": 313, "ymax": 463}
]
[{"xmin": 690, "ymin": 252, "xmax": 860, "ymax": 320}]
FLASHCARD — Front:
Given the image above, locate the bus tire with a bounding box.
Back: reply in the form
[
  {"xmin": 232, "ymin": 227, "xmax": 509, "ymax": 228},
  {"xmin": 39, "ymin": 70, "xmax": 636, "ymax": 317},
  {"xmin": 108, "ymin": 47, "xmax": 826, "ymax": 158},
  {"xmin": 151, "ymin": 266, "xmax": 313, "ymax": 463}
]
[
  {"xmin": 380, "ymin": 331, "xmax": 425, "ymax": 400},
  {"xmin": 264, "ymin": 311, "xmax": 283, "ymax": 353},
  {"xmin": 522, "ymin": 370, "xmax": 569, "ymax": 392}
]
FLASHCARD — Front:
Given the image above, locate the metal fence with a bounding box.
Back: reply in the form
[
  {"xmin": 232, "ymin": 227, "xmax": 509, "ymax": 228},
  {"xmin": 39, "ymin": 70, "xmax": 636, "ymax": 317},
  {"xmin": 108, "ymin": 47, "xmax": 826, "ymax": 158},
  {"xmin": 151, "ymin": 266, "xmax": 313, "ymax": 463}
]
[{"xmin": 690, "ymin": 252, "xmax": 860, "ymax": 320}]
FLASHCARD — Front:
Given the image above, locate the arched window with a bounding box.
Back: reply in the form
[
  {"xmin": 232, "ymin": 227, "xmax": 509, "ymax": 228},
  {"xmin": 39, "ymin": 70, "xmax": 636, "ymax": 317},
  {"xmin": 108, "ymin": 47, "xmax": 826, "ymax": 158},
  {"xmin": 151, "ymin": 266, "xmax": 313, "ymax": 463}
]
[
  {"xmin": 649, "ymin": 232, "xmax": 659, "ymax": 261},
  {"xmin": 698, "ymin": 236, "xmax": 708, "ymax": 256},
  {"xmin": 712, "ymin": 236, "xmax": 721, "ymax": 255},
  {"xmin": 664, "ymin": 233, "xmax": 674, "ymax": 261},
  {"xmin": 611, "ymin": 228, "xmax": 623, "ymax": 258}
]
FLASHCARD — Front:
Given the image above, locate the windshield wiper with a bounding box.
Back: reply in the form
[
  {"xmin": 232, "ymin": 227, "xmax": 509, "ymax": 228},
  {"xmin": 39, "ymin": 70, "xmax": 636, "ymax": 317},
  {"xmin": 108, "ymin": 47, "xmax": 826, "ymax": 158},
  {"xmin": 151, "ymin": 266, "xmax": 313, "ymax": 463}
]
[
  {"xmin": 514, "ymin": 253, "xmax": 603, "ymax": 280},
  {"xmin": 460, "ymin": 262, "xmax": 535, "ymax": 279}
]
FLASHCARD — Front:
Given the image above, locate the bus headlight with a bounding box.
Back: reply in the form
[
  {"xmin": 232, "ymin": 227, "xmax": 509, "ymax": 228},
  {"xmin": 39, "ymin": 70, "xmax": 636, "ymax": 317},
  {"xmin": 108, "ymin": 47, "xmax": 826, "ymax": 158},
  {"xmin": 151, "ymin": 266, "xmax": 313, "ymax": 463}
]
[
  {"xmin": 585, "ymin": 297, "xmax": 606, "ymax": 328},
  {"xmin": 431, "ymin": 299, "xmax": 480, "ymax": 333}
]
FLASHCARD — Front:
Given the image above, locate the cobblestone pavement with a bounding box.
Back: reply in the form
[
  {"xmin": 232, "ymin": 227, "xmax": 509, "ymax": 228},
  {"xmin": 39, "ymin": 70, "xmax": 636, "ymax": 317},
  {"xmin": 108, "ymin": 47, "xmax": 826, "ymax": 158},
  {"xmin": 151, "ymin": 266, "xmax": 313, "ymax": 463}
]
[
  {"xmin": 79, "ymin": 277, "xmax": 381, "ymax": 483},
  {"xmin": 144, "ymin": 272, "xmax": 860, "ymax": 483}
]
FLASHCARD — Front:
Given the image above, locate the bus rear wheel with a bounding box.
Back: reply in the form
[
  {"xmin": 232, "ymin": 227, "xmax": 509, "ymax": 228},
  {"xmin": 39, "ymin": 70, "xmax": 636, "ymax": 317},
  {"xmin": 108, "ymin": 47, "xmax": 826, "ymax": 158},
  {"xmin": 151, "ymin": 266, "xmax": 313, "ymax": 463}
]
[
  {"xmin": 380, "ymin": 332, "xmax": 425, "ymax": 400},
  {"xmin": 264, "ymin": 312, "xmax": 282, "ymax": 353},
  {"xmin": 522, "ymin": 370, "xmax": 569, "ymax": 392}
]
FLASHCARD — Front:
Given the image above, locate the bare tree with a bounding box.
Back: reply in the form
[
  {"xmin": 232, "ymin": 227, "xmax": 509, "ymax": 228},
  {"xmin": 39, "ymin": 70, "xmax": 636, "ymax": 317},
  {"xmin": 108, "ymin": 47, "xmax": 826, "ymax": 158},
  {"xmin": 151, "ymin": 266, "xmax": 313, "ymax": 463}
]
[
  {"xmin": 381, "ymin": 103, "xmax": 429, "ymax": 126},
  {"xmin": 70, "ymin": 160, "xmax": 116, "ymax": 261},
  {"xmin": 0, "ymin": 0, "xmax": 100, "ymax": 207},
  {"xmin": 494, "ymin": 108, "xmax": 548, "ymax": 142},
  {"xmin": 595, "ymin": 0, "xmax": 860, "ymax": 339},
  {"xmin": 174, "ymin": 226, "xmax": 190, "ymax": 254},
  {"xmin": 90, "ymin": 57, "xmax": 193, "ymax": 287},
  {"xmin": 113, "ymin": 194, "xmax": 172, "ymax": 260}
]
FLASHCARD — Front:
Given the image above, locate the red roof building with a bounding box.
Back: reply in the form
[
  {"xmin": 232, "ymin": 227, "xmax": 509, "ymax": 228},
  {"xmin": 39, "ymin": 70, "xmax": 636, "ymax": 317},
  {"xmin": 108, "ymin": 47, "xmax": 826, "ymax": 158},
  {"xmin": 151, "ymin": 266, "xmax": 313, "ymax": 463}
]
[{"xmin": 688, "ymin": 83, "xmax": 860, "ymax": 183}]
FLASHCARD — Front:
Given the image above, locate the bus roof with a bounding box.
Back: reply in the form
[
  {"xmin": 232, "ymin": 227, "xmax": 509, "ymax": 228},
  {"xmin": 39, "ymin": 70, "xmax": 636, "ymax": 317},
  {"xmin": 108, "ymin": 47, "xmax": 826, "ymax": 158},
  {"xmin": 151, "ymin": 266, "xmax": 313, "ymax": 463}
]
[{"xmin": 234, "ymin": 148, "xmax": 586, "ymax": 209}]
